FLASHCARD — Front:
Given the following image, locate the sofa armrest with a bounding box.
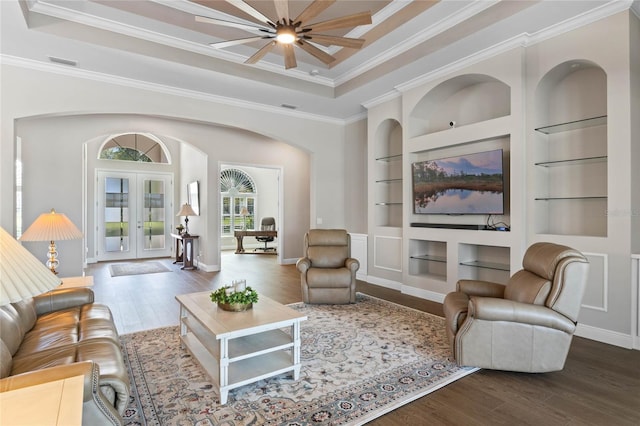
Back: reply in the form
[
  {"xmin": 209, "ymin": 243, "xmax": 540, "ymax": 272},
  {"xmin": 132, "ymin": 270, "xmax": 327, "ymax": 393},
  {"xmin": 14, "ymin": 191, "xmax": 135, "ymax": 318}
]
[
  {"xmin": 457, "ymin": 279, "xmax": 505, "ymax": 298},
  {"xmin": 469, "ymin": 297, "xmax": 575, "ymax": 333},
  {"xmin": 33, "ymin": 287, "xmax": 95, "ymax": 315},
  {"xmin": 296, "ymin": 257, "xmax": 311, "ymax": 274},
  {"xmin": 345, "ymin": 258, "xmax": 360, "ymax": 273},
  {"xmin": 0, "ymin": 361, "xmax": 122, "ymax": 425}
]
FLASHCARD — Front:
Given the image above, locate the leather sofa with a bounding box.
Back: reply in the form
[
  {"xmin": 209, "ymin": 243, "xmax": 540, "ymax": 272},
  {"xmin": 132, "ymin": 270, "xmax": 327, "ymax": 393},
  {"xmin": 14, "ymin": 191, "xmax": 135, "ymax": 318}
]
[
  {"xmin": 0, "ymin": 287, "xmax": 130, "ymax": 425},
  {"xmin": 296, "ymin": 229, "xmax": 359, "ymax": 304},
  {"xmin": 443, "ymin": 242, "xmax": 589, "ymax": 373}
]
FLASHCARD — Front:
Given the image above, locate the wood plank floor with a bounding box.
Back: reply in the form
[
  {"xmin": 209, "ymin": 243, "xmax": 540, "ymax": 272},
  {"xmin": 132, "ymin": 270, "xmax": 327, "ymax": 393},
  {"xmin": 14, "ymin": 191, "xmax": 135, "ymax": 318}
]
[{"xmin": 87, "ymin": 253, "xmax": 640, "ymax": 425}]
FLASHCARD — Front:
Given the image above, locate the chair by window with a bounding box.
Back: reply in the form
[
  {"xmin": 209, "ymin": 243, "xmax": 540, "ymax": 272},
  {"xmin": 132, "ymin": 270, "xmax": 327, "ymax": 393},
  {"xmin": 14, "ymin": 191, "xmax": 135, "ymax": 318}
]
[
  {"xmin": 255, "ymin": 217, "xmax": 276, "ymax": 252},
  {"xmin": 443, "ymin": 242, "xmax": 589, "ymax": 373}
]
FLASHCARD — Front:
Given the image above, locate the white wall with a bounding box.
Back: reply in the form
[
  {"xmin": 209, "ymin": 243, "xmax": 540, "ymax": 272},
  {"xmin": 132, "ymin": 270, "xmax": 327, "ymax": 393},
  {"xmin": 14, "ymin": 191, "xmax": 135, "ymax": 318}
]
[{"xmin": 0, "ymin": 64, "xmax": 358, "ymax": 273}]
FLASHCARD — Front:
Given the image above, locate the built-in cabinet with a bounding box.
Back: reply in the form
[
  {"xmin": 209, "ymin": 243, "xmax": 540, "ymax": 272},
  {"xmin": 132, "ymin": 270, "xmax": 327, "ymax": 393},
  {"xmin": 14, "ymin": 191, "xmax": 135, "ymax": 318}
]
[{"xmin": 364, "ymin": 10, "xmax": 637, "ymax": 348}]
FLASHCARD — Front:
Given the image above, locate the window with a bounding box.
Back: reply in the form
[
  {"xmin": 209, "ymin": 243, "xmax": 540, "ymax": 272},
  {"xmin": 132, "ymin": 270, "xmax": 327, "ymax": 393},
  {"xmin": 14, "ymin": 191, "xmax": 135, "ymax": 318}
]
[
  {"xmin": 99, "ymin": 133, "xmax": 170, "ymax": 163},
  {"xmin": 220, "ymin": 168, "xmax": 256, "ymax": 236}
]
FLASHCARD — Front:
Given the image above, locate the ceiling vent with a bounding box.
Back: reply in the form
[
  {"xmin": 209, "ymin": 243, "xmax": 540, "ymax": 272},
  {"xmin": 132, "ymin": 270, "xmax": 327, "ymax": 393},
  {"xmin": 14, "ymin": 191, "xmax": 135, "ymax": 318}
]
[
  {"xmin": 281, "ymin": 104, "xmax": 298, "ymax": 110},
  {"xmin": 48, "ymin": 56, "xmax": 77, "ymax": 66}
]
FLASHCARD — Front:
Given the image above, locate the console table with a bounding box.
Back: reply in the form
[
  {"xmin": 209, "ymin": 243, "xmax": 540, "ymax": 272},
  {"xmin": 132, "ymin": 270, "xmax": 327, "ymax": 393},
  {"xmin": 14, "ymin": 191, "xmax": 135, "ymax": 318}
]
[
  {"xmin": 171, "ymin": 233, "xmax": 199, "ymax": 270},
  {"xmin": 233, "ymin": 230, "xmax": 277, "ymax": 253}
]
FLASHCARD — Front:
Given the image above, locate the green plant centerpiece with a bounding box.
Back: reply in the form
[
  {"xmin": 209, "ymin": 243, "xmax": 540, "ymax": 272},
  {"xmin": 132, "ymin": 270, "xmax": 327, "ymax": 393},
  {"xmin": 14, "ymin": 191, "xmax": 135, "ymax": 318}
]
[{"xmin": 210, "ymin": 280, "xmax": 258, "ymax": 312}]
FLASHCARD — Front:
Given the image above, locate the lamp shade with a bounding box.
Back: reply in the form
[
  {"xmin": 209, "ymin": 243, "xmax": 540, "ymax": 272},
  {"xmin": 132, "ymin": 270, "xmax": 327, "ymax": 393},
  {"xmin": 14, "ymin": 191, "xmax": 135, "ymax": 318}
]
[
  {"xmin": 240, "ymin": 207, "xmax": 249, "ymax": 216},
  {"xmin": 1, "ymin": 226, "xmax": 62, "ymax": 306},
  {"xmin": 19, "ymin": 209, "xmax": 83, "ymax": 242},
  {"xmin": 176, "ymin": 203, "xmax": 196, "ymax": 217}
]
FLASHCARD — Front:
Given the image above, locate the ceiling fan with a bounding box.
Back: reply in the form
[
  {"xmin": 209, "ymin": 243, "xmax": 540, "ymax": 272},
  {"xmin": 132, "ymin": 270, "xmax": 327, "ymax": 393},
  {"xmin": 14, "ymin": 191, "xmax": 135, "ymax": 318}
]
[{"xmin": 195, "ymin": 0, "xmax": 372, "ymax": 69}]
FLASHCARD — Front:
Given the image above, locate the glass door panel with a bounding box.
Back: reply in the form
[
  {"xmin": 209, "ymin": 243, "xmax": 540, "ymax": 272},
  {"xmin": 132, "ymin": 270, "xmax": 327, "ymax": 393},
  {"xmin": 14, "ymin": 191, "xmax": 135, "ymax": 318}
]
[
  {"xmin": 104, "ymin": 177, "xmax": 131, "ymax": 253},
  {"xmin": 142, "ymin": 179, "xmax": 166, "ymax": 251}
]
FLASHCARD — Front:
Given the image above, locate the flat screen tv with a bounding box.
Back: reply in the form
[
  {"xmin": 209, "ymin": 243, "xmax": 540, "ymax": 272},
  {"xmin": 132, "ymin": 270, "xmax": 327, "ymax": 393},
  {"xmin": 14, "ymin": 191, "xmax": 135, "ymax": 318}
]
[{"xmin": 412, "ymin": 148, "xmax": 504, "ymax": 215}]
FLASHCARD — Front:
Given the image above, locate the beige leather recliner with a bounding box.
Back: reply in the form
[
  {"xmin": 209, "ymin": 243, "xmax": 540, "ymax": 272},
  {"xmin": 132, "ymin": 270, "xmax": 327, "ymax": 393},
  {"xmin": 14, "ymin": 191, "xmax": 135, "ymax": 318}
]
[
  {"xmin": 443, "ymin": 242, "xmax": 589, "ymax": 373},
  {"xmin": 296, "ymin": 229, "xmax": 359, "ymax": 304}
]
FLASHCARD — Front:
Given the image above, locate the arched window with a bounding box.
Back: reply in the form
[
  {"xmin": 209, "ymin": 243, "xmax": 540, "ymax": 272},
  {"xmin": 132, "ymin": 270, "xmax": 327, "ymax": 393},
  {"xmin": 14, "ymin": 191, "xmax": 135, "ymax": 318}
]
[
  {"xmin": 220, "ymin": 168, "xmax": 256, "ymax": 235},
  {"xmin": 99, "ymin": 133, "xmax": 170, "ymax": 163}
]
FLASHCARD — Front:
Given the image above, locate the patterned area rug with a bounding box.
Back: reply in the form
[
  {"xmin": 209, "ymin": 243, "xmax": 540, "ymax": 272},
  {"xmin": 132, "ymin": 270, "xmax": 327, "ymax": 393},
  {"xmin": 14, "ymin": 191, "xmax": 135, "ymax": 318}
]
[
  {"xmin": 109, "ymin": 261, "xmax": 171, "ymax": 277},
  {"xmin": 120, "ymin": 294, "xmax": 477, "ymax": 425}
]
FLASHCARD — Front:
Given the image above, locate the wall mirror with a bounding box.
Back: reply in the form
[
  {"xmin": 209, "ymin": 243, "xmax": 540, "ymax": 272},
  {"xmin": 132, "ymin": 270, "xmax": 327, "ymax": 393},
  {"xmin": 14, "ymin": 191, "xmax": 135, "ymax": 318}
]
[{"xmin": 188, "ymin": 181, "xmax": 200, "ymax": 216}]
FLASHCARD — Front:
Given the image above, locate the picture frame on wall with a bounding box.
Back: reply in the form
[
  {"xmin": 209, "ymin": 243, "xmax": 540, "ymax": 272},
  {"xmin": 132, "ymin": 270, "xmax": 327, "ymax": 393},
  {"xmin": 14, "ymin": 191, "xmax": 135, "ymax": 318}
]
[{"xmin": 188, "ymin": 181, "xmax": 200, "ymax": 216}]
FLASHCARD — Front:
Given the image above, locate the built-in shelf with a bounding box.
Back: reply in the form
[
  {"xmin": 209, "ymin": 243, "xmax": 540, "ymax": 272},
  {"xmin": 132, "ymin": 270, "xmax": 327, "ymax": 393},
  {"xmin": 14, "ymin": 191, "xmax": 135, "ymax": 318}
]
[
  {"xmin": 375, "ymin": 154, "xmax": 402, "ymax": 162},
  {"xmin": 410, "ymin": 254, "xmax": 446, "ymax": 263},
  {"xmin": 535, "ymin": 196, "xmax": 607, "ymax": 201},
  {"xmin": 375, "ymin": 178, "xmax": 402, "ymax": 183},
  {"xmin": 534, "ymin": 115, "xmax": 607, "ymax": 134},
  {"xmin": 459, "ymin": 260, "xmax": 510, "ymax": 271},
  {"xmin": 535, "ymin": 156, "xmax": 607, "ymax": 167}
]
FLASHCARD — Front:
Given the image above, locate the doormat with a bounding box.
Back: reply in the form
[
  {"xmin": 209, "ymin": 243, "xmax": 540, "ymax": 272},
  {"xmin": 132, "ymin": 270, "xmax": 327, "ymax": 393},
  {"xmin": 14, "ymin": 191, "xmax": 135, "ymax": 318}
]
[{"xmin": 109, "ymin": 261, "xmax": 171, "ymax": 277}]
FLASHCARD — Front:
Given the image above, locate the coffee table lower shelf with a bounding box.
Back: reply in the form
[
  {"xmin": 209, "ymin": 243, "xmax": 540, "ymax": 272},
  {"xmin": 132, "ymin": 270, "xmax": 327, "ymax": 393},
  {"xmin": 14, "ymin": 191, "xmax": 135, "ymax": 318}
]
[{"xmin": 180, "ymin": 332, "xmax": 298, "ymax": 395}]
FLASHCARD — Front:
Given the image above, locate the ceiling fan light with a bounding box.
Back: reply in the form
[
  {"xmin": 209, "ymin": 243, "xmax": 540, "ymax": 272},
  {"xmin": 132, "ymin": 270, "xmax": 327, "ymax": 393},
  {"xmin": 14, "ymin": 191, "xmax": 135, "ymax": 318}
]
[{"xmin": 276, "ymin": 28, "xmax": 296, "ymax": 44}]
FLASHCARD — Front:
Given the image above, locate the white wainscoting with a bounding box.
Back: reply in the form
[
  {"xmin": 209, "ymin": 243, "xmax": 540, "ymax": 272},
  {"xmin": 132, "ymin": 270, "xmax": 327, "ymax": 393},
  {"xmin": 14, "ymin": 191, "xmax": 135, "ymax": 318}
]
[
  {"xmin": 349, "ymin": 233, "xmax": 368, "ymax": 281},
  {"xmin": 373, "ymin": 235, "xmax": 402, "ymax": 272}
]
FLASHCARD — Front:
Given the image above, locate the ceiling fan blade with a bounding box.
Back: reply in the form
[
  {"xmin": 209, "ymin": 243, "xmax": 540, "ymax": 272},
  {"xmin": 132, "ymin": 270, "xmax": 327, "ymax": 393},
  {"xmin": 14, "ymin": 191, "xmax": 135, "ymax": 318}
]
[
  {"xmin": 293, "ymin": 0, "xmax": 335, "ymax": 25},
  {"xmin": 245, "ymin": 41, "xmax": 276, "ymax": 64},
  {"xmin": 303, "ymin": 34, "xmax": 365, "ymax": 49},
  {"xmin": 195, "ymin": 15, "xmax": 271, "ymax": 33},
  {"xmin": 224, "ymin": 0, "xmax": 274, "ymax": 26},
  {"xmin": 296, "ymin": 40, "xmax": 335, "ymax": 65},
  {"xmin": 283, "ymin": 44, "xmax": 297, "ymax": 69},
  {"xmin": 301, "ymin": 11, "xmax": 372, "ymax": 33},
  {"xmin": 273, "ymin": 0, "xmax": 289, "ymax": 23},
  {"xmin": 210, "ymin": 36, "xmax": 272, "ymax": 49}
]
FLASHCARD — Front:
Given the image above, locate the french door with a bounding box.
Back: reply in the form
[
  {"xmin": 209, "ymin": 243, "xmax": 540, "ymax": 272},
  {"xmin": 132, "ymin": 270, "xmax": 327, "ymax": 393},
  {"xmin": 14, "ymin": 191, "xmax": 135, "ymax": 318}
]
[{"xmin": 96, "ymin": 171, "xmax": 173, "ymax": 261}]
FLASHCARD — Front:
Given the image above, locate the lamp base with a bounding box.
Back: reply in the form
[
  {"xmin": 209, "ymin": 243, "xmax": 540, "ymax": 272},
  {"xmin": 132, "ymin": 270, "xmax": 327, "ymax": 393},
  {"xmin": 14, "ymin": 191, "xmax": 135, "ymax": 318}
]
[{"xmin": 46, "ymin": 240, "xmax": 59, "ymax": 274}]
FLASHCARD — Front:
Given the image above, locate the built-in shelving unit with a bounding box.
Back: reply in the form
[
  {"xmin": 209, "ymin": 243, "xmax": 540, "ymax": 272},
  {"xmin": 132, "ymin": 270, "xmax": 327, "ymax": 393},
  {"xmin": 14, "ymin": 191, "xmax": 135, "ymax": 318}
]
[
  {"xmin": 533, "ymin": 113, "xmax": 608, "ymax": 236},
  {"xmin": 408, "ymin": 239, "xmax": 447, "ymax": 281},
  {"xmin": 374, "ymin": 124, "xmax": 403, "ymax": 228},
  {"xmin": 458, "ymin": 243, "xmax": 511, "ymax": 283}
]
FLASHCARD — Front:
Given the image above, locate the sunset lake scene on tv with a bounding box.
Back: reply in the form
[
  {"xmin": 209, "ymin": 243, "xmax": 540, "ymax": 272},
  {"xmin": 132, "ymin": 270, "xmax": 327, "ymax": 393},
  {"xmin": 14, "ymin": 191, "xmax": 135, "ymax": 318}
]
[{"xmin": 412, "ymin": 149, "xmax": 504, "ymax": 215}]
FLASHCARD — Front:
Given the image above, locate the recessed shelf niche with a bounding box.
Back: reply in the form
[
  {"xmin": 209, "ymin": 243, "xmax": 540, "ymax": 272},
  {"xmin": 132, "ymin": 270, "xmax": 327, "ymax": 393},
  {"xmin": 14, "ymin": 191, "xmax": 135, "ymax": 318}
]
[
  {"xmin": 408, "ymin": 239, "xmax": 446, "ymax": 281},
  {"xmin": 533, "ymin": 62, "xmax": 607, "ymax": 237},
  {"xmin": 458, "ymin": 243, "xmax": 510, "ymax": 283},
  {"xmin": 374, "ymin": 119, "xmax": 403, "ymax": 227},
  {"xmin": 408, "ymin": 74, "xmax": 511, "ymax": 138}
]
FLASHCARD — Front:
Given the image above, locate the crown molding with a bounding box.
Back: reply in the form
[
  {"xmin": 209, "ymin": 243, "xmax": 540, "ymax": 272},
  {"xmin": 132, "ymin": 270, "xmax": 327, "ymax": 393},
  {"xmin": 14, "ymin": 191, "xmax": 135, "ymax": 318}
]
[
  {"xmin": 0, "ymin": 55, "xmax": 346, "ymax": 126},
  {"xmin": 28, "ymin": 0, "xmax": 335, "ymax": 86},
  {"xmin": 333, "ymin": 0, "xmax": 499, "ymax": 86},
  {"xmin": 361, "ymin": 89, "xmax": 401, "ymax": 110},
  {"xmin": 392, "ymin": 0, "xmax": 632, "ymax": 94}
]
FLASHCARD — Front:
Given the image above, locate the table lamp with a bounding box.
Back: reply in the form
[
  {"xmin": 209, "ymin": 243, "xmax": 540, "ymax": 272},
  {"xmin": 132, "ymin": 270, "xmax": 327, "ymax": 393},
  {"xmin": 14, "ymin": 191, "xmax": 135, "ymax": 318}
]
[
  {"xmin": 19, "ymin": 208, "xmax": 83, "ymax": 275},
  {"xmin": 176, "ymin": 203, "xmax": 196, "ymax": 236},
  {"xmin": 240, "ymin": 206, "xmax": 249, "ymax": 230},
  {"xmin": 1, "ymin": 226, "xmax": 62, "ymax": 305}
]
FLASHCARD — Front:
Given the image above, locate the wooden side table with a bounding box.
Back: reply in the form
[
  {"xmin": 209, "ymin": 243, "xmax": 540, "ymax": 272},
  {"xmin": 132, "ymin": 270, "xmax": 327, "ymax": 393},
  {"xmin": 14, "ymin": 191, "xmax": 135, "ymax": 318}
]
[
  {"xmin": 0, "ymin": 375, "xmax": 84, "ymax": 425},
  {"xmin": 58, "ymin": 276, "xmax": 94, "ymax": 289},
  {"xmin": 171, "ymin": 233, "xmax": 199, "ymax": 270}
]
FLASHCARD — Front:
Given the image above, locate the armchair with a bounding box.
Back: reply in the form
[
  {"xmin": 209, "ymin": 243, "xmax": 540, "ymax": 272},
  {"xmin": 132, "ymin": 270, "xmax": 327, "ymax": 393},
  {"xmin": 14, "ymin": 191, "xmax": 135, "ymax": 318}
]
[
  {"xmin": 296, "ymin": 229, "xmax": 359, "ymax": 304},
  {"xmin": 443, "ymin": 242, "xmax": 589, "ymax": 373}
]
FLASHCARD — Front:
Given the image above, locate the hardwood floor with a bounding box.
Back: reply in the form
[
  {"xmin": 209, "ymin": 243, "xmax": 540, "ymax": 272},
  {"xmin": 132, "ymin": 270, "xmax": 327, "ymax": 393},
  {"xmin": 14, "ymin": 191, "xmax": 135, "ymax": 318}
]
[{"xmin": 87, "ymin": 253, "xmax": 640, "ymax": 425}]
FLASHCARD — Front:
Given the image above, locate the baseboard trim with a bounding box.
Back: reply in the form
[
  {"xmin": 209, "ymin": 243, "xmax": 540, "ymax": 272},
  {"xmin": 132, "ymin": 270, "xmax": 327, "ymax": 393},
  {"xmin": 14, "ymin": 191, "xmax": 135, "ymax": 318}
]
[
  {"xmin": 400, "ymin": 286, "xmax": 446, "ymax": 304},
  {"xmin": 281, "ymin": 258, "xmax": 298, "ymax": 265},
  {"xmin": 195, "ymin": 261, "xmax": 220, "ymax": 272},
  {"xmin": 366, "ymin": 276, "xmax": 402, "ymax": 291},
  {"xmin": 575, "ymin": 323, "xmax": 635, "ymax": 349}
]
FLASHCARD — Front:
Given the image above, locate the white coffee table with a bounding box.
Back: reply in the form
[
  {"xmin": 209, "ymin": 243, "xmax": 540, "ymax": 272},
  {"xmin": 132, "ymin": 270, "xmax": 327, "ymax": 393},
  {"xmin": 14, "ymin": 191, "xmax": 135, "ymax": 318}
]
[{"xmin": 175, "ymin": 291, "xmax": 307, "ymax": 404}]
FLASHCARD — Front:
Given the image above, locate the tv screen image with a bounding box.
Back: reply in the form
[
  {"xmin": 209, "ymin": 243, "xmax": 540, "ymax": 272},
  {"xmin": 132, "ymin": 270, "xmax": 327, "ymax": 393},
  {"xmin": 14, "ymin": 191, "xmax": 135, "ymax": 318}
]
[{"xmin": 412, "ymin": 149, "xmax": 504, "ymax": 215}]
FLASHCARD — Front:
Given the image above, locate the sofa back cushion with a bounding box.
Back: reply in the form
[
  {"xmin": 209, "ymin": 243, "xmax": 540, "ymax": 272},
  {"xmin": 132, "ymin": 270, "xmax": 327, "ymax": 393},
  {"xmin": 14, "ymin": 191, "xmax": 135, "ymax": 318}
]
[
  {"xmin": 0, "ymin": 304, "xmax": 26, "ymax": 356},
  {"xmin": 0, "ymin": 340, "xmax": 12, "ymax": 378}
]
